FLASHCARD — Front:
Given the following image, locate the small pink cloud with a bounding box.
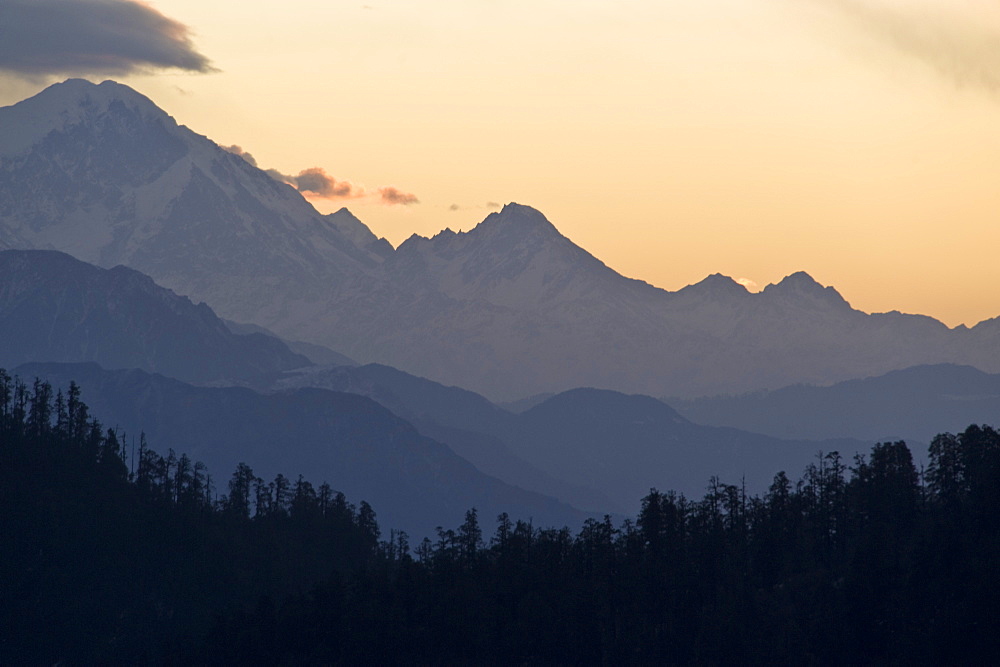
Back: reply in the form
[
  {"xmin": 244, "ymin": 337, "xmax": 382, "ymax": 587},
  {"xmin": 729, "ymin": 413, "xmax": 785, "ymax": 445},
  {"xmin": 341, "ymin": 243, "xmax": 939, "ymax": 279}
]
[{"xmin": 379, "ymin": 186, "xmax": 419, "ymax": 206}]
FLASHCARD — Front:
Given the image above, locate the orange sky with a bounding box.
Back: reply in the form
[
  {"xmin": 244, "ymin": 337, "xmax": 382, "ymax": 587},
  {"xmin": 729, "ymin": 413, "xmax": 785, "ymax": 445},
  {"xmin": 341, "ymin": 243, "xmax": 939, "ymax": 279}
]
[{"xmin": 3, "ymin": 0, "xmax": 1000, "ymax": 327}]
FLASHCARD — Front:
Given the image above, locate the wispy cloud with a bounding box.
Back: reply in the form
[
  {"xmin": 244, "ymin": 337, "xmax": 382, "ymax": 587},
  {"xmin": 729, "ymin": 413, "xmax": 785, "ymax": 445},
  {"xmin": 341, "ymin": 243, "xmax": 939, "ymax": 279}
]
[
  {"xmin": 222, "ymin": 145, "xmax": 415, "ymax": 205},
  {"xmin": 0, "ymin": 0, "xmax": 215, "ymax": 78},
  {"xmin": 448, "ymin": 201, "xmax": 502, "ymax": 212},
  {"xmin": 815, "ymin": 0, "xmax": 1000, "ymax": 93}
]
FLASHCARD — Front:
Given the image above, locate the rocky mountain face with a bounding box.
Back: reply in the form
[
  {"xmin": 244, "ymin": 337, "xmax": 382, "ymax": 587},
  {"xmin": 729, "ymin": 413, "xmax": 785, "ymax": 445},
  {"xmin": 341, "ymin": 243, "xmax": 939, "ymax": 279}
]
[
  {"xmin": 0, "ymin": 79, "xmax": 386, "ymax": 334},
  {"xmin": 3, "ymin": 79, "xmax": 1000, "ymax": 400},
  {"xmin": 0, "ymin": 249, "xmax": 309, "ymax": 383}
]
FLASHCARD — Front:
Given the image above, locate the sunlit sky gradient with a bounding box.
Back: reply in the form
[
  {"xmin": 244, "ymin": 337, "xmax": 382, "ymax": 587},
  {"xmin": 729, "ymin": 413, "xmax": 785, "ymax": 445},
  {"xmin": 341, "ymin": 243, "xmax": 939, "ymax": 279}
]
[{"xmin": 2, "ymin": 0, "xmax": 1000, "ymax": 326}]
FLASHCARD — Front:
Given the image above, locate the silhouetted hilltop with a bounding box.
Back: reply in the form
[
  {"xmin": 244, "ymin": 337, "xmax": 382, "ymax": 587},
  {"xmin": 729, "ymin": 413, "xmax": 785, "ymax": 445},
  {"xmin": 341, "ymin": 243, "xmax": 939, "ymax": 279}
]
[
  {"xmin": 670, "ymin": 363, "xmax": 1000, "ymax": 444},
  {"xmin": 0, "ymin": 249, "xmax": 309, "ymax": 383},
  {"xmin": 278, "ymin": 366, "xmax": 868, "ymax": 509}
]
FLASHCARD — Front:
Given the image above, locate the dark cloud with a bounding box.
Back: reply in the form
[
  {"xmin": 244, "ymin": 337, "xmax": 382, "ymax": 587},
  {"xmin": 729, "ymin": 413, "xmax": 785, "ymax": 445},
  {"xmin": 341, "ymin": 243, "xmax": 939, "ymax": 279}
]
[
  {"xmin": 379, "ymin": 186, "xmax": 420, "ymax": 206},
  {"xmin": 449, "ymin": 204, "xmax": 462, "ymax": 211},
  {"xmin": 0, "ymin": 0, "xmax": 215, "ymax": 78},
  {"xmin": 294, "ymin": 167, "xmax": 359, "ymax": 198},
  {"xmin": 816, "ymin": 0, "xmax": 1000, "ymax": 93},
  {"xmin": 486, "ymin": 201, "xmax": 502, "ymax": 210},
  {"xmin": 222, "ymin": 145, "xmax": 258, "ymax": 168}
]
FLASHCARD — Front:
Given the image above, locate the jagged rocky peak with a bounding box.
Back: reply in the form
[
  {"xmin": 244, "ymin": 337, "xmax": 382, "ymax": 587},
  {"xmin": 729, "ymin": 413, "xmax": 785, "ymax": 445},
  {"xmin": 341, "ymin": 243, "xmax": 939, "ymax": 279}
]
[
  {"xmin": 762, "ymin": 271, "xmax": 850, "ymax": 307},
  {"xmin": 324, "ymin": 207, "xmax": 394, "ymax": 259},
  {"xmin": 400, "ymin": 203, "xmax": 559, "ymax": 248},
  {"xmin": 677, "ymin": 273, "xmax": 749, "ymax": 300},
  {"xmin": 324, "ymin": 206, "xmax": 378, "ymax": 244},
  {"xmin": 475, "ymin": 203, "xmax": 561, "ymax": 238},
  {"xmin": 325, "ymin": 207, "xmax": 377, "ymax": 246},
  {"xmin": 395, "ymin": 203, "xmax": 563, "ymax": 259}
]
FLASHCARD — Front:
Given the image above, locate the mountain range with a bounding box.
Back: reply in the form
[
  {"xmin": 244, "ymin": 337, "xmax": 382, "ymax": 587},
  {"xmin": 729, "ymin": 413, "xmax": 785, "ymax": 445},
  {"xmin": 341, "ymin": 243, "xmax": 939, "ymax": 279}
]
[
  {"xmin": 669, "ymin": 363, "xmax": 1000, "ymax": 445},
  {"xmin": 0, "ymin": 247, "xmax": 870, "ymax": 530},
  {"xmin": 3, "ymin": 79, "xmax": 1000, "ymax": 401}
]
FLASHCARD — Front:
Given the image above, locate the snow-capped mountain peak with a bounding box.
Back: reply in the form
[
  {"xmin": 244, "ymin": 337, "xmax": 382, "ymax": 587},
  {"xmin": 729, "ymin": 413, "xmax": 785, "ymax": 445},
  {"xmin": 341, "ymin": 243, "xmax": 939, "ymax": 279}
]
[
  {"xmin": 387, "ymin": 202, "xmax": 634, "ymax": 309},
  {"xmin": 0, "ymin": 79, "xmax": 385, "ymax": 334},
  {"xmin": 0, "ymin": 79, "xmax": 171, "ymax": 157}
]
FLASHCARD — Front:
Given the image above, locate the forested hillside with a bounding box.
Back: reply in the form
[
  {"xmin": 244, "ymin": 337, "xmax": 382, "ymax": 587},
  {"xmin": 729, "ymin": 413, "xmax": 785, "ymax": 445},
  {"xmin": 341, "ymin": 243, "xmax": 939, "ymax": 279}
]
[
  {"xmin": 3, "ymin": 370, "xmax": 998, "ymax": 663},
  {"xmin": 1, "ymin": 370, "xmax": 381, "ymax": 663}
]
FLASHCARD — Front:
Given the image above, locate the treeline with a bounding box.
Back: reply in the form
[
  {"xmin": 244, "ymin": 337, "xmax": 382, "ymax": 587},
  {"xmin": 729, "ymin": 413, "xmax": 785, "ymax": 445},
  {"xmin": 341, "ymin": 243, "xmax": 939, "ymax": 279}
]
[
  {"xmin": 201, "ymin": 433, "xmax": 1000, "ymax": 665},
  {"xmin": 3, "ymin": 371, "xmax": 1000, "ymax": 664},
  {"xmin": 0, "ymin": 372, "xmax": 381, "ymax": 663}
]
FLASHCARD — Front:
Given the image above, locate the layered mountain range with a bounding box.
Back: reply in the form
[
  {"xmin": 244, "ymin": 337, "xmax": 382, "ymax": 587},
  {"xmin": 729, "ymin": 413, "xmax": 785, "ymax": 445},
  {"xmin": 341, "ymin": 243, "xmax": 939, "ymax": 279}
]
[
  {"xmin": 3, "ymin": 79, "xmax": 1000, "ymax": 401},
  {"xmin": 15, "ymin": 362, "xmax": 587, "ymax": 537},
  {"xmin": 0, "ymin": 247, "xmax": 869, "ymax": 535},
  {"xmin": 274, "ymin": 363, "xmax": 866, "ymax": 510}
]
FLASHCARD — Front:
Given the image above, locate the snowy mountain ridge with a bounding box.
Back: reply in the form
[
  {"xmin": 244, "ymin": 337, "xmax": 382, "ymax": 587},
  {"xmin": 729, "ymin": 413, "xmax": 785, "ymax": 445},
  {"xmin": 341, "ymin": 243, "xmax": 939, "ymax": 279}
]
[
  {"xmin": 3, "ymin": 79, "xmax": 999, "ymax": 400},
  {"xmin": 0, "ymin": 78, "xmax": 389, "ymax": 332}
]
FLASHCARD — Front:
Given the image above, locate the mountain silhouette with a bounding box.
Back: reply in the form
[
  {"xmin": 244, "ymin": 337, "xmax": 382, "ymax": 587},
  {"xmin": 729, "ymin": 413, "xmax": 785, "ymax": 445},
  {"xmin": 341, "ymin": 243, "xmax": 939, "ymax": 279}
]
[
  {"xmin": 669, "ymin": 363, "xmax": 1000, "ymax": 444},
  {"xmin": 0, "ymin": 249, "xmax": 309, "ymax": 383},
  {"xmin": 277, "ymin": 365, "xmax": 868, "ymax": 508}
]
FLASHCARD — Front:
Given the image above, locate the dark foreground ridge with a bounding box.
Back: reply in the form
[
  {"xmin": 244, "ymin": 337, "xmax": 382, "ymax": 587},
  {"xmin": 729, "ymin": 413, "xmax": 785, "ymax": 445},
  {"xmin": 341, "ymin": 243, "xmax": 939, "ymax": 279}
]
[{"xmin": 3, "ymin": 370, "xmax": 999, "ymax": 664}]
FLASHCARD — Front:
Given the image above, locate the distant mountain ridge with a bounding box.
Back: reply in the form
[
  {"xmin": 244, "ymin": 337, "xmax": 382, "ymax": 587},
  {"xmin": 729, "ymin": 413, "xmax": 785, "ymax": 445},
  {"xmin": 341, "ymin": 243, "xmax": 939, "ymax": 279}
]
[
  {"xmin": 221, "ymin": 318, "xmax": 357, "ymax": 367},
  {"xmin": 274, "ymin": 363, "xmax": 619, "ymax": 512},
  {"xmin": 669, "ymin": 363, "xmax": 1000, "ymax": 444},
  {"xmin": 275, "ymin": 364, "xmax": 869, "ymax": 508},
  {"xmin": 0, "ymin": 249, "xmax": 309, "ymax": 384},
  {"xmin": 3, "ymin": 79, "xmax": 1000, "ymax": 400}
]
